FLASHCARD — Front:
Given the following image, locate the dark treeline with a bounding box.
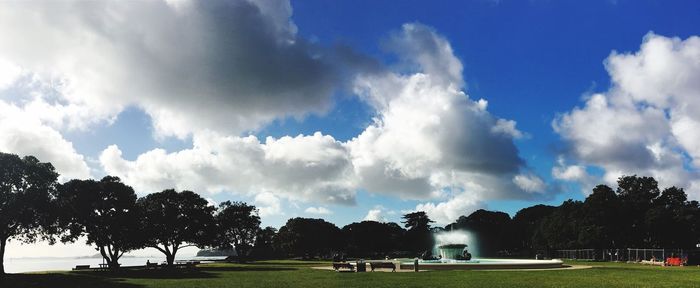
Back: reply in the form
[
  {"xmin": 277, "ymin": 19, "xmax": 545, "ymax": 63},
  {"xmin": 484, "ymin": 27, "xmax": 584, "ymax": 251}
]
[{"xmin": 2, "ymin": 152, "xmax": 700, "ymax": 276}]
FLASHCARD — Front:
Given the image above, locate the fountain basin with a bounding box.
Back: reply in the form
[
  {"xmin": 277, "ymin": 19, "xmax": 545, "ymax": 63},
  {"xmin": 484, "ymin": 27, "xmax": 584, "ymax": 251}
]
[
  {"xmin": 400, "ymin": 258, "xmax": 565, "ymax": 270},
  {"xmin": 437, "ymin": 244, "xmax": 468, "ymax": 260}
]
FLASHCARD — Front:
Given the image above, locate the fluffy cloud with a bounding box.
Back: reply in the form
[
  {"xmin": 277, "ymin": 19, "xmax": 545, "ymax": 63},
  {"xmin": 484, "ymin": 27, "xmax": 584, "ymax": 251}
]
[
  {"xmin": 255, "ymin": 192, "xmax": 283, "ymax": 217},
  {"xmin": 0, "ymin": 102, "xmax": 90, "ymax": 180},
  {"xmin": 98, "ymin": 23, "xmax": 549, "ymax": 224},
  {"xmin": 0, "ymin": 0, "xmax": 344, "ymax": 138},
  {"xmin": 349, "ymin": 24, "xmax": 548, "ymax": 223},
  {"xmin": 305, "ymin": 206, "xmax": 333, "ymax": 215},
  {"xmin": 554, "ymin": 33, "xmax": 700, "ymax": 198},
  {"xmin": 100, "ymin": 132, "xmax": 356, "ymax": 204},
  {"xmin": 1, "ymin": 0, "xmax": 551, "ymax": 224},
  {"xmin": 363, "ymin": 208, "xmax": 387, "ymax": 222}
]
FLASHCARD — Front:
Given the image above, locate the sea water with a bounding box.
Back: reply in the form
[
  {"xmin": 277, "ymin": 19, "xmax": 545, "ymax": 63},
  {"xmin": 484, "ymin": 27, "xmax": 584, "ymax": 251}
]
[{"xmin": 4, "ymin": 255, "xmax": 226, "ymax": 273}]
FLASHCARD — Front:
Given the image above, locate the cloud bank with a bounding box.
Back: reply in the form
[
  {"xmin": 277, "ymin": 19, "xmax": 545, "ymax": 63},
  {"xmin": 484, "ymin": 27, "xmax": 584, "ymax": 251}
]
[
  {"xmin": 553, "ymin": 33, "xmax": 700, "ymax": 198},
  {"xmin": 1, "ymin": 0, "xmax": 550, "ymax": 224}
]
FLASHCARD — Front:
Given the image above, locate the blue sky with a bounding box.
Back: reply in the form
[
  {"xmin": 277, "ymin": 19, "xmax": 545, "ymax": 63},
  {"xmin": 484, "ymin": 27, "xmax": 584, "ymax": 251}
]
[{"xmin": 2, "ymin": 1, "xmax": 700, "ymax": 257}]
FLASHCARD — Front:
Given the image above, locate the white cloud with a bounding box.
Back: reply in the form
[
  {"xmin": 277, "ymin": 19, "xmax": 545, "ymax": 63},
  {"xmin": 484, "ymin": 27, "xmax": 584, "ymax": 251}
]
[
  {"xmin": 363, "ymin": 208, "xmax": 387, "ymax": 222},
  {"xmin": 0, "ymin": 102, "xmax": 90, "ymax": 180},
  {"xmin": 305, "ymin": 206, "xmax": 333, "ymax": 215},
  {"xmin": 349, "ymin": 24, "xmax": 548, "ymax": 223},
  {"xmin": 97, "ymin": 23, "xmax": 549, "ymax": 224},
  {"xmin": 0, "ymin": 58, "xmax": 22, "ymax": 89},
  {"xmin": 0, "ymin": 0, "xmax": 344, "ymax": 138},
  {"xmin": 100, "ymin": 131, "xmax": 356, "ymax": 203},
  {"xmin": 0, "ymin": 0, "xmax": 552, "ymax": 225},
  {"xmin": 554, "ymin": 33, "xmax": 700, "ymax": 198},
  {"xmin": 415, "ymin": 191, "xmax": 481, "ymax": 225},
  {"xmin": 513, "ymin": 174, "xmax": 546, "ymax": 193},
  {"xmin": 255, "ymin": 192, "xmax": 283, "ymax": 217}
]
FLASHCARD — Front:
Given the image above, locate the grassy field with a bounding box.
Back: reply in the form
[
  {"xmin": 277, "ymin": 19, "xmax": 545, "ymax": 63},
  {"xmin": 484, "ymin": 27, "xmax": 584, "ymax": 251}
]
[{"xmin": 2, "ymin": 260, "xmax": 699, "ymax": 288}]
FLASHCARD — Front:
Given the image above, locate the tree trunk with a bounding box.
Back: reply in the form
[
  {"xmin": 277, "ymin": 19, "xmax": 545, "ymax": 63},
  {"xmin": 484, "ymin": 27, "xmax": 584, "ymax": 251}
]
[
  {"xmin": 109, "ymin": 247, "xmax": 120, "ymax": 270},
  {"xmin": 166, "ymin": 253, "xmax": 175, "ymax": 266},
  {"xmin": 0, "ymin": 237, "xmax": 7, "ymax": 276}
]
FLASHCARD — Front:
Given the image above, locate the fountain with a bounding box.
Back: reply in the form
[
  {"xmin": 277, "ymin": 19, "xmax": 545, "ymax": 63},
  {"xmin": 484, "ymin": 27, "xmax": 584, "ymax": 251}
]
[
  {"xmin": 398, "ymin": 230, "xmax": 565, "ymax": 270},
  {"xmin": 437, "ymin": 244, "xmax": 471, "ymax": 260}
]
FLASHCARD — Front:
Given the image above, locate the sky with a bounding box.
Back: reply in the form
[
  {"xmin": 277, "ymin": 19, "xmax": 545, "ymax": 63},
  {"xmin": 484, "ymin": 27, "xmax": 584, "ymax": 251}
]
[{"xmin": 1, "ymin": 0, "xmax": 700, "ymax": 257}]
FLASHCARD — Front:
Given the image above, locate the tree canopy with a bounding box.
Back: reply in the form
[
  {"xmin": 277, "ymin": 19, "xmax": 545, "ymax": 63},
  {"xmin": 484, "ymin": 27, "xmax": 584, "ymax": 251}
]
[
  {"xmin": 215, "ymin": 201, "xmax": 261, "ymax": 261},
  {"xmin": 57, "ymin": 176, "xmax": 141, "ymax": 269},
  {"xmin": 0, "ymin": 153, "xmax": 59, "ymax": 275},
  {"xmin": 138, "ymin": 189, "xmax": 216, "ymax": 266},
  {"xmin": 275, "ymin": 218, "xmax": 343, "ymax": 258},
  {"xmin": 341, "ymin": 221, "xmax": 405, "ymax": 258}
]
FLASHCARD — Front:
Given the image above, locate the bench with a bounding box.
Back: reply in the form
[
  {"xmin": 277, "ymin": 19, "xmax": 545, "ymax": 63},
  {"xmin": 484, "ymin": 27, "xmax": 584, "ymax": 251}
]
[
  {"xmin": 146, "ymin": 262, "xmax": 159, "ymax": 269},
  {"xmin": 369, "ymin": 262, "xmax": 396, "ymax": 272},
  {"xmin": 73, "ymin": 265, "xmax": 91, "ymax": 270},
  {"xmin": 332, "ymin": 262, "xmax": 355, "ymax": 272}
]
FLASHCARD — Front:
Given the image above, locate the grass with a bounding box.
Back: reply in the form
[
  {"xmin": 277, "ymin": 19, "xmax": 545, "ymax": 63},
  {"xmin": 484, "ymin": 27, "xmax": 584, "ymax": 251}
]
[{"xmin": 2, "ymin": 260, "xmax": 699, "ymax": 288}]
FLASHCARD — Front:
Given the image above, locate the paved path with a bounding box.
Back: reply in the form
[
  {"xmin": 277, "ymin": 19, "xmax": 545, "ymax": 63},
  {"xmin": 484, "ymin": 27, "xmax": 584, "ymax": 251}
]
[{"xmin": 311, "ymin": 264, "xmax": 593, "ymax": 272}]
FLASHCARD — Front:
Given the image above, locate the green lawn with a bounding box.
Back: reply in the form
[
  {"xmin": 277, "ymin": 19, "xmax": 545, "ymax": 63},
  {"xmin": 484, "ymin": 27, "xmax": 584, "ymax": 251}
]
[{"xmin": 2, "ymin": 260, "xmax": 699, "ymax": 288}]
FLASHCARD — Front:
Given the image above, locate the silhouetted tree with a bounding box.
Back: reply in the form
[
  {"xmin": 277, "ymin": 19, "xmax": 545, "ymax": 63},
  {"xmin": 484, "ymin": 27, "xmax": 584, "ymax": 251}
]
[
  {"xmin": 402, "ymin": 211, "xmax": 434, "ymax": 254},
  {"xmin": 138, "ymin": 189, "xmax": 215, "ymax": 266},
  {"xmin": 215, "ymin": 201, "xmax": 260, "ymax": 262},
  {"xmin": 447, "ymin": 209, "xmax": 512, "ymax": 256},
  {"xmin": 578, "ymin": 185, "xmax": 621, "ymax": 248},
  {"xmin": 511, "ymin": 204, "xmax": 556, "ymax": 255},
  {"xmin": 616, "ymin": 175, "xmax": 660, "ymax": 247},
  {"xmin": 275, "ymin": 218, "xmax": 342, "ymax": 258},
  {"xmin": 0, "ymin": 153, "xmax": 59, "ymax": 276},
  {"xmin": 58, "ymin": 176, "xmax": 141, "ymax": 269},
  {"xmin": 647, "ymin": 186, "xmax": 691, "ymax": 247},
  {"xmin": 342, "ymin": 221, "xmax": 405, "ymax": 258},
  {"xmin": 534, "ymin": 199, "xmax": 584, "ymax": 250},
  {"xmin": 251, "ymin": 226, "xmax": 278, "ymax": 259}
]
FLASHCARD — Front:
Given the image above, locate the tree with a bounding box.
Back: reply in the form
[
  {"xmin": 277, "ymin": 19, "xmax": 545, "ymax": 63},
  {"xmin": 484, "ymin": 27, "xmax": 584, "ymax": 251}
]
[
  {"xmin": 251, "ymin": 226, "xmax": 278, "ymax": 259},
  {"xmin": 646, "ymin": 186, "xmax": 690, "ymax": 247},
  {"xmin": 616, "ymin": 175, "xmax": 660, "ymax": 247},
  {"xmin": 138, "ymin": 189, "xmax": 216, "ymax": 266},
  {"xmin": 0, "ymin": 153, "xmax": 59, "ymax": 276},
  {"xmin": 447, "ymin": 209, "xmax": 512, "ymax": 256},
  {"xmin": 402, "ymin": 211, "xmax": 433, "ymax": 230},
  {"xmin": 511, "ymin": 204, "xmax": 556, "ymax": 255},
  {"xmin": 578, "ymin": 185, "xmax": 621, "ymax": 248},
  {"xmin": 533, "ymin": 200, "xmax": 584, "ymax": 250},
  {"xmin": 401, "ymin": 211, "xmax": 434, "ymax": 254},
  {"xmin": 215, "ymin": 201, "xmax": 261, "ymax": 261},
  {"xmin": 58, "ymin": 176, "xmax": 142, "ymax": 269},
  {"xmin": 275, "ymin": 218, "xmax": 343, "ymax": 258},
  {"xmin": 342, "ymin": 221, "xmax": 405, "ymax": 258}
]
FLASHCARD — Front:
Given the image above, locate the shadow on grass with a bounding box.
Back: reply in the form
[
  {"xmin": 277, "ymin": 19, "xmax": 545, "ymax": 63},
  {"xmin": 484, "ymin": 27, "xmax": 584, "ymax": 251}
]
[
  {"xmin": 244, "ymin": 261, "xmax": 329, "ymax": 266},
  {"xmin": 200, "ymin": 266, "xmax": 297, "ymax": 272},
  {"xmin": 0, "ymin": 273, "xmax": 143, "ymax": 288},
  {"xmin": 73, "ymin": 268, "xmax": 216, "ymax": 279}
]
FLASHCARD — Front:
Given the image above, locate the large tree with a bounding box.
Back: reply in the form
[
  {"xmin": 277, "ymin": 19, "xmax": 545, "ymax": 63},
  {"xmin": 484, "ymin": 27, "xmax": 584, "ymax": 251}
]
[
  {"xmin": 58, "ymin": 176, "xmax": 142, "ymax": 269},
  {"xmin": 0, "ymin": 153, "xmax": 59, "ymax": 276},
  {"xmin": 511, "ymin": 204, "xmax": 556, "ymax": 255},
  {"xmin": 616, "ymin": 175, "xmax": 660, "ymax": 247},
  {"xmin": 215, "ymin": 201, "xmax": 261, "ymax": 261},
  {"xmin": 275, "ymin": 218, "xmax": 343, "ymax": 258},
  {"xmin": 402, "ymin": 211, "xmax": 434, "ymax": 254},
  {"xmin": 578, "ymin": 185, "xmax": 622, "ymax": 248},
  {"xmin": 447, "ymin": 209, "xmax": 512, "ymax": 257},
  {"xmin": 138, "ymin": 189, "xmax": 215, "ymax": 266},
  {"xmin": 342, "ymin": 221, "xmax": 405, "ymax": 258},
  {"xmin": 250, "ymin": 226, "xmax": 278, "ymax": 260}
]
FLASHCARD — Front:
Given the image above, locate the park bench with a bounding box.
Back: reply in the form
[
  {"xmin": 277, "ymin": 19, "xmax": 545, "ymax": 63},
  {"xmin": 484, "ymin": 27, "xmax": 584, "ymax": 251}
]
[
  {"xmin": 72, "ymin": 265, "xmax": 91, "ymax": 270},
  {"xmin": 146, "ymin": 262, "xmax": 159, "ymax": 269},
  {"xmin": 332, "ymin": 262, "xmax": 355, "ymax": 272},
  {"xmin": 369, "ymin": 262, "xmax": 396, "ymax": 272}
]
